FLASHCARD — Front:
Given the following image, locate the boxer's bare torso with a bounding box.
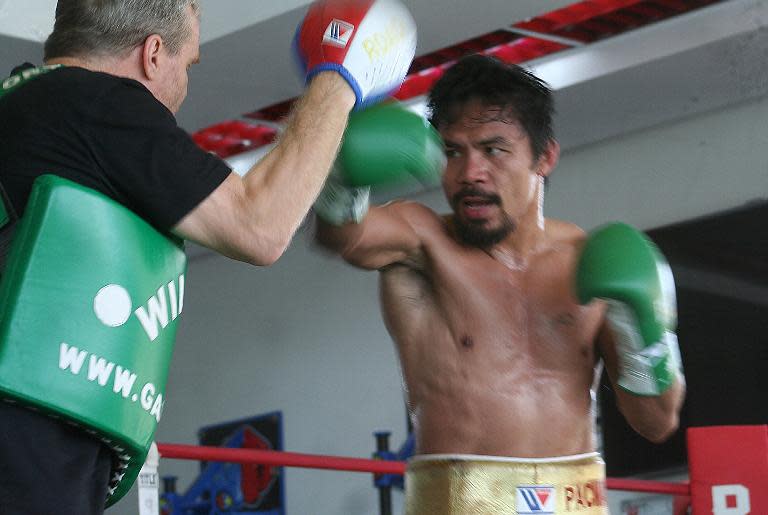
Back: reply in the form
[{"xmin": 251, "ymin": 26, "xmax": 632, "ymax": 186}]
[{"xmin": 379, "ymin": 211, "xmax": 605, "ymax": 458}]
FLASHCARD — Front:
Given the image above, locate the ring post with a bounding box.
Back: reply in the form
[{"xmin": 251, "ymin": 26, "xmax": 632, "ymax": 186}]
[{"xmin": 374, "ymin": 432, "xmax": 393, "ymax": 515}]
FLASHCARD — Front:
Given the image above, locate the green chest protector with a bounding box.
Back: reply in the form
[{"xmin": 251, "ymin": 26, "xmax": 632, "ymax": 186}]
[{"xmin": 0, "ymin": 175, "xmax": 186, "ymax": 506}]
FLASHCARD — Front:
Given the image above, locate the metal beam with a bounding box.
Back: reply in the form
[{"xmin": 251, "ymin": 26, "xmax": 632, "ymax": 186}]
[
  {"xmin": 526, "ymin": 0, "xmax": 768, "ymax": 90},
  {"xmin": 503, "ymin": 27, "xmax": 586, "ymax": 47}
]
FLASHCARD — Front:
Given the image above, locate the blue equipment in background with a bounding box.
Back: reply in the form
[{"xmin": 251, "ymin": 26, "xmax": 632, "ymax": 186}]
[
  {"xmin": 372, "ymin": 431, "xmax": 415, "ymax": 515},
  {"xmin": 160, "ymin": 412, "xmax": 285, "ymax": 515}
]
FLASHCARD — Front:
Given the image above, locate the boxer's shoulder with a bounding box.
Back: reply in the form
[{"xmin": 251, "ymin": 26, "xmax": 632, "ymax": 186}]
[
  {"xmin": 541, "ymin": 218, "xmax": 587, "ymax": 258},
  {"xmin": 375, "ymin": 200, "xmax": 446, "ymax": 237},
  {"xmin": 546, "ymin": 218, "xmax": 586, "ymax": 241}
]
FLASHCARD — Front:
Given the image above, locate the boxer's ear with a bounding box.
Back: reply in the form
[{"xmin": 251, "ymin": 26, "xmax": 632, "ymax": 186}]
[{"xmin": 537, "ymin": 139, "xmax": 559, "ymax": 178}]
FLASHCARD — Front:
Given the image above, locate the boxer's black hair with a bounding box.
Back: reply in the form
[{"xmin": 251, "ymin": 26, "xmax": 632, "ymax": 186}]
[{"xmin": 427, "ymin": 54, "xmax": 555, "ymax": 161}]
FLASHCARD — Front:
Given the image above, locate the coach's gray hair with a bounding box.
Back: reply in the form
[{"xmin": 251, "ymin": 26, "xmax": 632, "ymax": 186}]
[{"xmin": 44, "ymin": 0, "xmax": 200, "ymax": 60}]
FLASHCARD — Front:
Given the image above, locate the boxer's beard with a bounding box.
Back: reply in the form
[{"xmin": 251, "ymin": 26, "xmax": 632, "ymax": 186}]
[{"xmin": 451, "ymin": 188, "xmax": 515, "ymax": 247}]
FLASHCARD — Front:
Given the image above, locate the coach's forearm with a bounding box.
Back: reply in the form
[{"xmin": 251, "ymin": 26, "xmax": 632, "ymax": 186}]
[{"xmin": 240, "ymin": 73, "xmax": 355, "ymax": 263}]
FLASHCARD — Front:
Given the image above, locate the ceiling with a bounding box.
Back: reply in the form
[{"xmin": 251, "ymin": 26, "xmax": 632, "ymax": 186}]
[
  {"xmin": 0, "ymin": 0, "xmax": 316, "ymax": 44},
  {"xmin": 3, "ymin": 0, "xmax": 766, "ymax": 141},
  {"xmin": 0, "ymin": 0, "xmax": 573, "ymax": 131}
]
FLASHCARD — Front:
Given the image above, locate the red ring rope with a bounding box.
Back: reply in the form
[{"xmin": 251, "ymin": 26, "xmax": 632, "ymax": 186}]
[
  {"xmin": 604, "ymin": 478, "xmax": 689, "ymax": 496},
  {"xmin": 157, "ymin": 443, "xmax": 406, "ymax": 474},
  {"xmin": 156, "ymin": 443, "xmax": 690, "ymax": 496}
]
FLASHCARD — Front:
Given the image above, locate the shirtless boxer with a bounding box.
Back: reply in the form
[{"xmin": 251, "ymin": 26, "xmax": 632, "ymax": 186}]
[{"xmin": 315, "ymin": 55, "xmax": 685, "ymax": 514}]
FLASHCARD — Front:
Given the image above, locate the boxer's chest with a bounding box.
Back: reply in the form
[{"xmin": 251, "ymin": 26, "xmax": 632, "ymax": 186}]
[{"xmin": 425, "ymin": 246, "xmax": 600, "ymax": 357}]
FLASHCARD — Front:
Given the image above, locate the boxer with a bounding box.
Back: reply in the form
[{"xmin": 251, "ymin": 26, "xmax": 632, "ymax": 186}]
[{"xmin": 316, "ymin": 54, "xmax": 686, "ymax": 514}]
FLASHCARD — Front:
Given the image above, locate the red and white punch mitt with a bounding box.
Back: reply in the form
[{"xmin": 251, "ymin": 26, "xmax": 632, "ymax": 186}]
[{"xmin": 294, "ymin": 0, "xmax": 417, "ymax": 108}]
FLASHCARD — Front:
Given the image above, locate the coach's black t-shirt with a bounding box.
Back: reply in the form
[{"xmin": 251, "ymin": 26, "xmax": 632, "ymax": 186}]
[
  {"xmin": 0, "ymin": 66, "xmax": 231, "ymax": 511},
  {"xmin": 0, "ymin": 65, "xmax": 230, "ymax": 230}
]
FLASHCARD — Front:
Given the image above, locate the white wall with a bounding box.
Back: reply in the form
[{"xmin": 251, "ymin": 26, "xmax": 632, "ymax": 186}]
[
  {"xmin": 152, "ymin": 244, "xmax": 412, "ymax": 515},
  {"xmin": 108, "ymin": 93, "xmax": 767, "ymax": 514},
  {"xmin": 549, "ymin": 95, "xmax": 768, "ymax": 231}
]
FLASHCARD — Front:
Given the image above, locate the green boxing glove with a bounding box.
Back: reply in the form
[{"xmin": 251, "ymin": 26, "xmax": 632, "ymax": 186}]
[
  {"xmin": 314, "ymin": 100, "xmax": 445, "ymax": 225},
  {"xmin": 576, "ymin": 222, "xmax": 683, "ymax": 396}
]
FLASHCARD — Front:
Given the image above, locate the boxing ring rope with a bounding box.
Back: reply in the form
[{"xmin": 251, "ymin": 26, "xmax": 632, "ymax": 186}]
[
  {"xmin": 155, "ymin": 443, "xmax": 690, "ymax": 496},
  {"xmin": 157, "ymin": 443, "xmax": 406, "ymax": 475}
]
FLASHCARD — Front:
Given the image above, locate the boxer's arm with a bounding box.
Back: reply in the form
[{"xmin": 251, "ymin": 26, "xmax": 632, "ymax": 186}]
[
  {"xmin": 316, "ymin": 200, "xmax": 433, "ymax": 271},
  {"xmin": 173, "ymin": 72, "xmax": 355, "ymax": 265},
  {"xmin": 314, "ymin": 101, "xmax": 444, "ymax": 270},
  {"xmin": 597, "ymin": 322, "xmax": 686, "ymax": 443},
  {"xmin": 578, "ymin": 222, "xmax": 686, "ymax": 442}
]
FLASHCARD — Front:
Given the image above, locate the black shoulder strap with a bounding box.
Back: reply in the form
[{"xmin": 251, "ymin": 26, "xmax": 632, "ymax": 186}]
[
  {"xmin": 0, "ymin": 64, "xmax": 62, "ymax": 269},
  {"xmin": 1, "ymin": 64, "xmax": 63, "ymax": 101},
  {"xmin": 0, "ymin": 181, "xmax": 19, "ymax": 271},
  {"xmin": 10, "ymin": 62, "xmax": 36, "ymax": 77}
]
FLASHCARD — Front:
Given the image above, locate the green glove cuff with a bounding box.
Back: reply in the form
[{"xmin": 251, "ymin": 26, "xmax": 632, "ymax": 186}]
[
  {"xmin": 314, "ymin": 174, "xmax": 370, "ymax": 226},
  {"xmin": 607, "ymin": 300, "xmax": 682, "ymax": 396}
]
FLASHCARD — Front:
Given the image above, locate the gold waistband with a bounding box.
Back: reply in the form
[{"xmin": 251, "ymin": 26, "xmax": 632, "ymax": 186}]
[{"xmin": 404, "ymin": 453, "xmax": 608, "ymax": 515}]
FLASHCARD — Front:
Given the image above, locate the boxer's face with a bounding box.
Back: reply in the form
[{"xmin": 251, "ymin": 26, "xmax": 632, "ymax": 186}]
[{"xmin": 440, "ymin": 100, "xmax": 544, "ymax": 247}]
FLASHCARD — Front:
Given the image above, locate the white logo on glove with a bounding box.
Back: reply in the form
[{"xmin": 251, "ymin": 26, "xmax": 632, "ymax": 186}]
[{"xmin": 323, "ymin": 19, "xmax": 355, "ymax": 48}]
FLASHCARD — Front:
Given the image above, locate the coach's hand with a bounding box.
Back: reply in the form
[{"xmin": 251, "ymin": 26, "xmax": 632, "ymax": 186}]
[{"xmin": 294, "ymin": 0, "xmax": 417, "ymax": 109}]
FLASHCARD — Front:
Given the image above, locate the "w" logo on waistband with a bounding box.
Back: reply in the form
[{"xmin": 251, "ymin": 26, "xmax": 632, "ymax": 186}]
[{"xmin": 516, "ymin": 485, "xmax": 555, "ymax": 514}]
